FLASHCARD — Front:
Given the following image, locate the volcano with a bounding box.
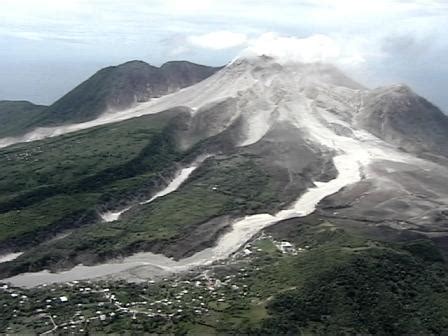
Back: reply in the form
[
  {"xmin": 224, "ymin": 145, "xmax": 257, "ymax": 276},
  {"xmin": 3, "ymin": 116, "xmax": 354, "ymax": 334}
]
[{"xmin": 1, "ymin": 56, "xmax": 448, "ymax": 287}]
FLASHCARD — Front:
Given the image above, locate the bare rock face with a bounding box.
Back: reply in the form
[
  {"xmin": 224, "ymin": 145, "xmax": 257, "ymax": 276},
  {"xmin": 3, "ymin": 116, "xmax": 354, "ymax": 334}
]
[{"xmin": 356, "ymin": 84, "xmax": 448, "ymax": 158}]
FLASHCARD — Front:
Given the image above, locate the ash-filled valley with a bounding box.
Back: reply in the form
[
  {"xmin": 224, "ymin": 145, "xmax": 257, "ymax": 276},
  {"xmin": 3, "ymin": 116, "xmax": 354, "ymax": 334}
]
[{"xmin": 1, "ymin": 55, "xmax": 448, "ymax": 334}]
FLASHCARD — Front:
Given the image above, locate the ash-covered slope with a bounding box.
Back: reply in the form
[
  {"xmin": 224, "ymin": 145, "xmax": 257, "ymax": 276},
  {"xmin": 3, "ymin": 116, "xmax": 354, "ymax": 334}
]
[
  {"xmin": 30, "ymin": 60, "xmax": 221, "ymax": 127},
  {"xmin": 148, "ymin": 57, "xmax": 448, "ymax": 262},
  {"xmin": 356, "ymin": 84, "xmax": 448, "ymax": 158},
  {"xmin": 2, "ymin": 56, "xmax": 448, "ymax": 283}
]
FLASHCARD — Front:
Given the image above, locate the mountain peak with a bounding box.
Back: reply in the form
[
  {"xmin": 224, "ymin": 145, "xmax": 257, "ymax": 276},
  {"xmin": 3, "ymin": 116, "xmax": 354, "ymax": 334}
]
[
  {"xmin": 161, "ymin": 60, "xmax": 211, "ymax": 68},
  {"xmin": 27, "ymin": 60, "xmax": 221, "ymax": 127},
  {"xmin": 226, "ymin": 55, "xmax": 364, "ymax": 90},
  {"xmin": 116, "ymin": 60, "xmax": 155, "ymax": 69},
  {"xmin": 373, "ymin": 83, "xmax": 413, "ymax": 96},
  {"xmin": 358, "ymin": 82, "xmax": 448, "ymax": 157}
]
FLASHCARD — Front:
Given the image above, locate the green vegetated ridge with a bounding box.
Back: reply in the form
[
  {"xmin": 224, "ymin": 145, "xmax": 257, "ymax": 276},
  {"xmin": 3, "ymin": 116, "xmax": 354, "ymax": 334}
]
[
  {"xmin": 1, "ymin": 217, "xmax": 448, "ymax": 335},
  {"xmin": 0, "ymin": 61, "xmax": 220, "ymax": 138},
  {"xmin": 0, "ymin": 109, "xmax": 185, "ymax": 249},
  {"xmin": 0, "ymin": 106, "xmax": 296, "ymax": 276},
  {"xmin": 32, "ymin": 61, "xmax": 156, "ymax": 126},
  {"xmin": 31, "ymin": 60, "xmax": 220, "ymax": 127},
  {"xmin": 2, "ymin": 151, "xmax": 290, "ymax": 275},
  {"xmin": 242, "ymin": 217, "xmax": 448, "ymax": 335},
  {"xmin": 0, "ymin": 101, "xmax": 47, "ymax": 138}
]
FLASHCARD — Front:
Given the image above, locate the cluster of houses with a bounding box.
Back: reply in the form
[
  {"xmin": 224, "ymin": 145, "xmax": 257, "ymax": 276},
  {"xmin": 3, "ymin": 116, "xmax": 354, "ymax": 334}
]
[
  {"xmin": 3, "ymin": 146, "xmax": 43, "ymax": 162},
  {"xmin": 237, "ymin": 232, "xmax": 308, "ymax": 257},
  {"xmin": 1, "ymin": 266, "xmax": 254, "ymax": 334},
  {"xmin": 1, "ymin": 231, "xmax": 308, "ymax": 334}
]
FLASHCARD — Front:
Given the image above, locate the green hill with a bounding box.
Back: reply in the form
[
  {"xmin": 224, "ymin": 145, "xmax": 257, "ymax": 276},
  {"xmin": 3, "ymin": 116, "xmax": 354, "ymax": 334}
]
[
  {"xmin": 0, "ymin": 101, "xmax": 46, "ymax": 138},
  {"xmin": 32, "ymin": 60, "xmax": 220, "ymax": 126},
  {"xmin": 0, "ymin": 60, "xmax": 220, "ymax": 137}
]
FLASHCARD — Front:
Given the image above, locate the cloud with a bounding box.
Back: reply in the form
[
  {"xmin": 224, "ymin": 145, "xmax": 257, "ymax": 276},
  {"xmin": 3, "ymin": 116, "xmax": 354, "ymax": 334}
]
[
  {"xmin": 240, "ymin": 33, "xmax": 367, "ymax": 66},
  {"xmin": 0, "ymin": 0, "xmax": 447, "ymax": 110},
  {"xmin": 0, "ymin": 30, "xmax": 87, "ymax": 44},
  {"xmin": 187, "ymin": 31, "xmax": 248, "ymax": 50},
  {"xmin": 165, "ymin": 0, "xmax": 216, "ymax": 13},
  {"xmin": 184, "ymin": 31, "xmax": 371, "ymax": 68}
]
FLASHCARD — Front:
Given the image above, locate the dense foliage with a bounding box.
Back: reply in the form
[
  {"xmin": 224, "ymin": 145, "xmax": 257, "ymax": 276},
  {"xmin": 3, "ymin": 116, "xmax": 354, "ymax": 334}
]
[
  {"xmin": 0, "ymin": 110, "xmax": 183, "ymax": 249},
  {"xmin": 254, "ymin": 248, "xmax": 448, "ymax": 335}
]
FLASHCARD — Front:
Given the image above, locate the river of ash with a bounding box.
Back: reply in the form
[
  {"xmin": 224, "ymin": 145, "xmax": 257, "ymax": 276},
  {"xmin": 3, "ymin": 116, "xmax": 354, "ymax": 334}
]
[
  {"xmin": 0, "ymin": 253, "xmax": 23, "ymax": 264},
  {"xmin": 100, "ymin": 163, "xmax": 202, "ymax": 223},
  {"xmin": 1, "ymin": 59, "xmax": 395, "ymax": 287},
  {"xmin": 4, "ymin": 151, "xmax": 362, "ymax": 288}
]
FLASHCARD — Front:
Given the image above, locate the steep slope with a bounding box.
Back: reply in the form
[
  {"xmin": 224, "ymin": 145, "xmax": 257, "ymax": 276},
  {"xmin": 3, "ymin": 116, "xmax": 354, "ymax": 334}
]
[
  {"xmin": 2, "ymin": 56, "xmax": 448, "ymax": 335},
  {"xmin": 356, "ymin": 84, "xmax": 448, "ymax": 157},
  {"xmin": 1, "ymin": 56, "xmax": 448, "ymax": 285},
  {"xmin": 0, "ymin": 58, "xmax": 367, "ymax": 149},
  {"xmin": 0, "ymin": 109, "xmax": 189, "ymax": 256},
  {"xmin": 0, "ymin": 101, "xmax": 46, "ymax": 138},
  {"xmin": 28, "ymin": 60, "xmax": 221, "ymax": 127}
]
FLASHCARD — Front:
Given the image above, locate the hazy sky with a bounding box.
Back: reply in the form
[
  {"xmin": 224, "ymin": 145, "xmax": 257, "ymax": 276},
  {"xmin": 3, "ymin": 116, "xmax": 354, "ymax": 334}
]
[{"xmin": 1, "ymin": 0, "xmax": 447, "ymax": 112}]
